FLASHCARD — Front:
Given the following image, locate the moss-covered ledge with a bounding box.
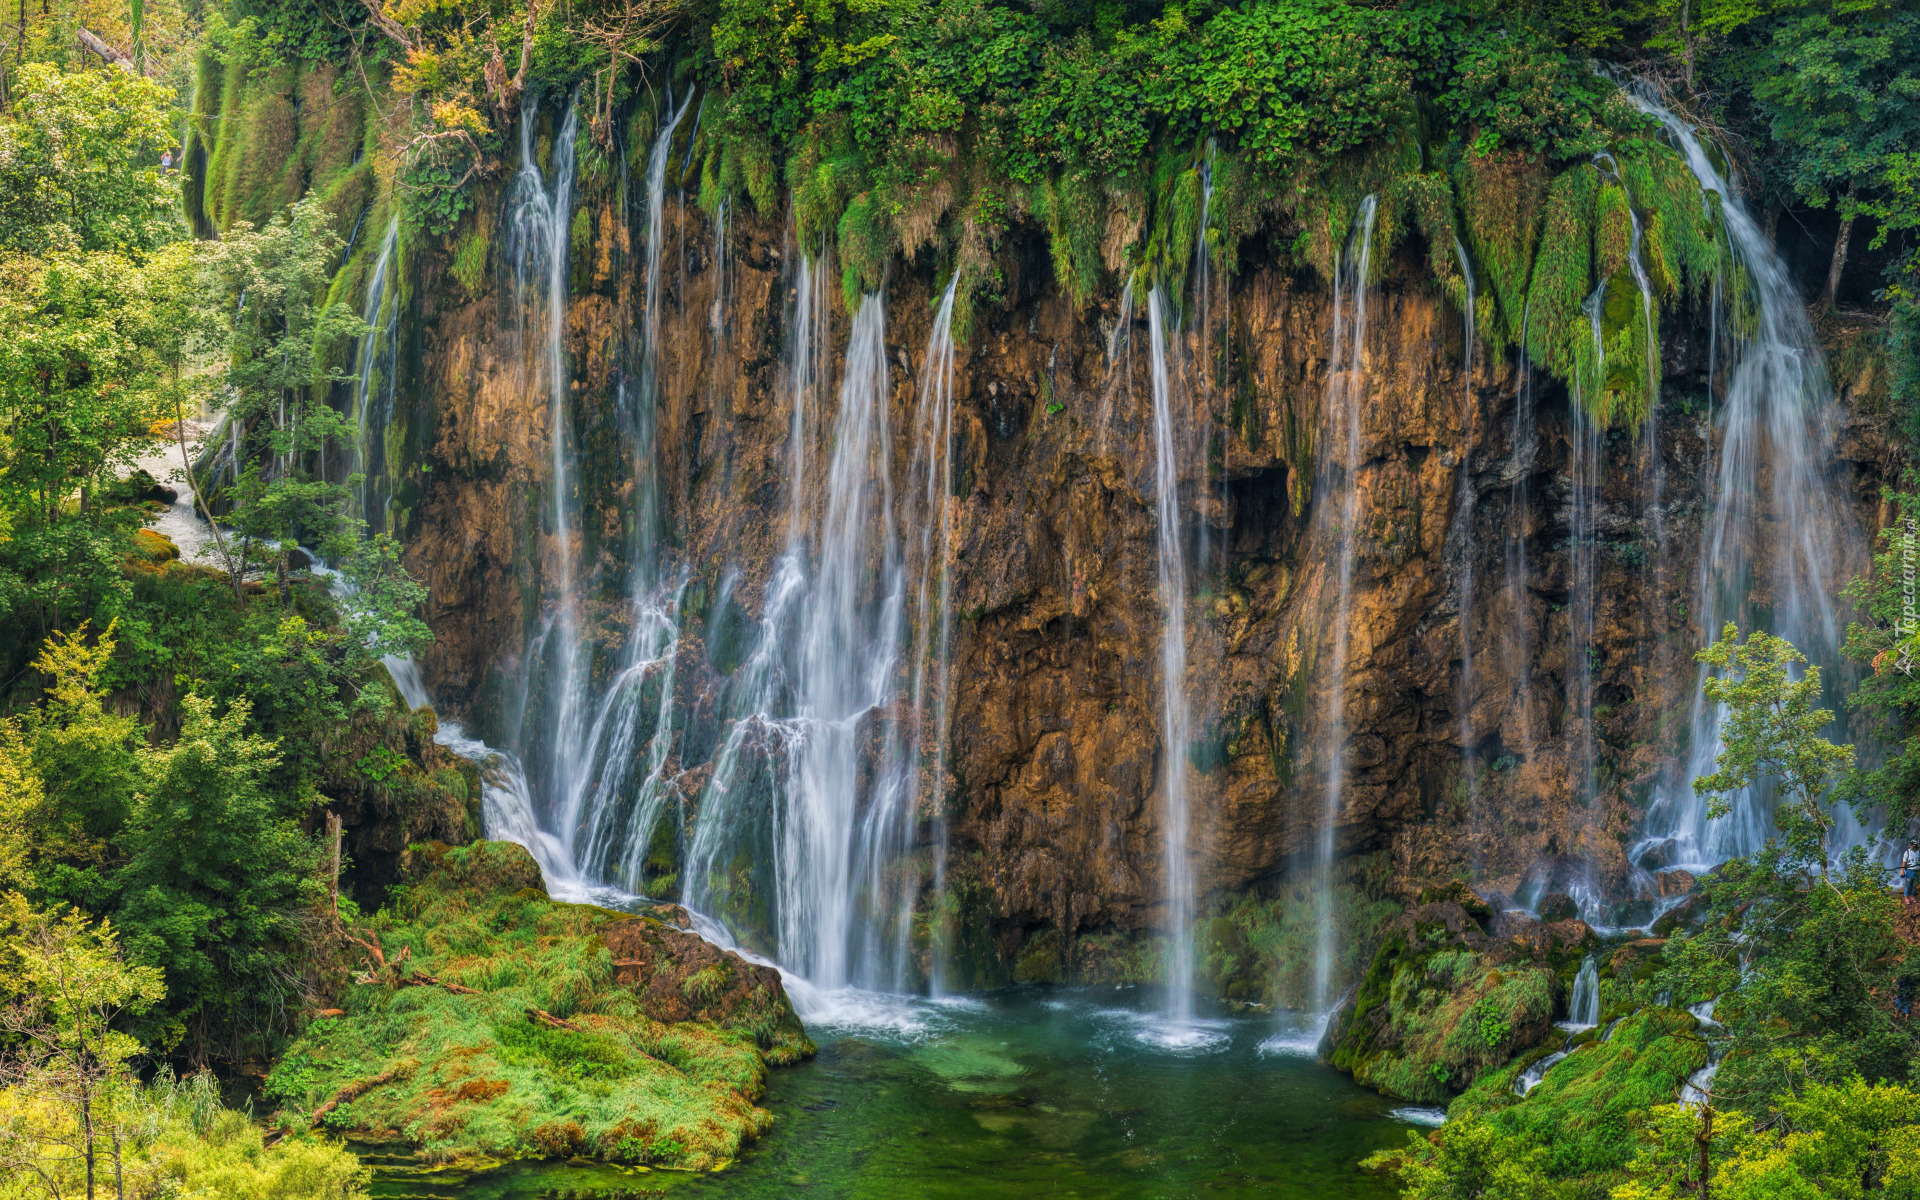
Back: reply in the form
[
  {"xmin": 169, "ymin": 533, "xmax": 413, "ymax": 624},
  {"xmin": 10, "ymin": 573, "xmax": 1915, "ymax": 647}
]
[
  {"xmin": 1325, "ymin": 885, "xmax": 1596, "ymax": 1102},
  {"xmin": 266, "ymin": 840, "xmax": 812, "ymax": 1170}
]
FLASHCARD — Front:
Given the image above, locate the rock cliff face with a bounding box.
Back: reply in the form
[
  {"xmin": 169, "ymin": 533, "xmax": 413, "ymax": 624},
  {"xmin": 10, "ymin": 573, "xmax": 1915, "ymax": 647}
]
[{"xmin": 379, "ymin": 113, "xmax": 1894, "ymax": 993}]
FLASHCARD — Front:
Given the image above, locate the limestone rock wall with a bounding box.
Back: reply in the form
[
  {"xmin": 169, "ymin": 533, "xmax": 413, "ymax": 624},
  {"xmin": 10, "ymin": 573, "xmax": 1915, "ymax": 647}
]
[{"xmin": 383, "ymin": 124, "xmax": 1893, "ymax": 984}]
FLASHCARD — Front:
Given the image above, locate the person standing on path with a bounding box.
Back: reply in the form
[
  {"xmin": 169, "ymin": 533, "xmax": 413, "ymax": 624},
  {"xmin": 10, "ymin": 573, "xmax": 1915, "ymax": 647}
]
[{"xmin": 1903, "ymin": 842, "xmax": 1920, "ymax": 906}]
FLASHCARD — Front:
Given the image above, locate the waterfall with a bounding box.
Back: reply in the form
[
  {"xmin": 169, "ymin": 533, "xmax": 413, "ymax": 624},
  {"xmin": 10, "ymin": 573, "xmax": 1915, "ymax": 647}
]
[
  {"xmin": 1148, "ymin": 285, "xmax": 1196, "ymax": 1024},
  {"xmin": 383, "ymin": 656, "xmax": 583, "ymax": 892},
  {"xmin": 557, "ymin": 91, "xmax": 697, "ymax": 889},
  {"xmin": 1626, "ymin": 88, "xmax": 1858, "ymax": 871},
  {"xmin": 1311, "ymin": 195, "xmax": 1378, "ymax": 1012},
  {"xmin": 1193, "ymin": 140, "xmax": 1225, "ymax": 575},
  {"xmin": 1567, "ymin": 286, "xmax": 1606, "ymax": 817},
  {"xmin": 687, "ymin": 287, "xmax": 916, "ymax": 993},
  {"xmin": 683, "ymin": 252, "xmax": 826, "ymax": 940},
  {"xmin": 350, "ymin": 217, "xmax": 400, "ymax": 529},
  {"xmin": 638, "ymin": 88, "xmax": 696, "ymax": 456},
  {"xmin": 1503, "ymin": 303, "xmax": 1538, "ymax": 765},
  {"xmin": 1565, "ymin": 954, "xmax": 1599, "ymax": 1030},
  {"xmin": 1451, "ymin": 235, "xmax": 1479, "ymax": 817},
  {"xmin": 504, "ymin": 99, "xmax": 587, "ymax": 858},
  {"xmin": 910, "ymin": 274, "xmax": 961, "ymax": 993}
]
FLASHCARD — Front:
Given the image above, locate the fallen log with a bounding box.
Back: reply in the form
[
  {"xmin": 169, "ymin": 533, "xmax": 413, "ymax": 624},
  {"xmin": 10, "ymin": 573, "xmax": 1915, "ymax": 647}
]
[{"xmin": 76, "ymin": 28, "xmax": 137, "ymax": 73}]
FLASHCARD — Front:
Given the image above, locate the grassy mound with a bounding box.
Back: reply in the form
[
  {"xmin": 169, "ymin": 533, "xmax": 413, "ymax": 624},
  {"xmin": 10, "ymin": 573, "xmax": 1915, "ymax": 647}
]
[{"xmin": 267, "ymin": 841, "xmax": 812, "ymax": 1170}]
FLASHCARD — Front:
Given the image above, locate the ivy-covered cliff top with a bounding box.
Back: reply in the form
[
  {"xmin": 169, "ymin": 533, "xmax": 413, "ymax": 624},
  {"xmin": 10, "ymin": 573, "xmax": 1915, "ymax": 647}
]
[{"xmin": 185, "ymin": 0, "xmax": 1919, "ymax": 428}]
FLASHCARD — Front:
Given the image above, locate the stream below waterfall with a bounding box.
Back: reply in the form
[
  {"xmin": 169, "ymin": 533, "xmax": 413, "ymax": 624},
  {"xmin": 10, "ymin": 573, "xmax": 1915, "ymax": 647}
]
[{"xmin": 363, "ymin": 989, "xmax": 1416, "ymax": 1199}]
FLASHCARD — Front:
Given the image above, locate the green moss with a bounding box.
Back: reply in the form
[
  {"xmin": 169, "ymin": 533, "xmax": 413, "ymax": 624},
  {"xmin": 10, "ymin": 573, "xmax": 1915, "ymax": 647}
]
[
  {"xmin": 1525, "ymin": 165, "xmax": 1600, "ymax": 385},
  {"xmin": 1449, "ymin": 1007, "xmax": 1709, "ymax": 1182},
  {"xmin": 269, "ymin": 841, "xmax": 798, "ymax": 1170},
  {"xmin": 1013, "ymin": 927, "xmax": 1065, "ymax": 984},
  {"xmin": 450, "ymin": 222, "xmax": 490, "ymax": 296},
  {"xmin": 1457, "ymin": 150, "xmax": 1549, "ymax": 351},
  {"xmin": 1038, "ymin": 170, "xmax": 1105, "ymax": 307}
]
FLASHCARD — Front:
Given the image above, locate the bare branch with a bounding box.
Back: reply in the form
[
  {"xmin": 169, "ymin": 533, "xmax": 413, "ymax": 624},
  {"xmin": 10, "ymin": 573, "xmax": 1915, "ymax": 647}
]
[{"xmin": 358, "ymin": 0, "xmax": 413, "ymax": 50}]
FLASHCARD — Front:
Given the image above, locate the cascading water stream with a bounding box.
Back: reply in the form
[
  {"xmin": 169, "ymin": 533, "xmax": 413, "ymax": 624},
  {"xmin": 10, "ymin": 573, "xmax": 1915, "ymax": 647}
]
[
  {"xmin": 1563, "ymin": 954, "xmax": 1599, "ymax": 1031},
  {"xmin": 686, "ymin": 285, "xmax": 918, "ymax": 996},
  {"xmin": 682, "ymin": 253, "xmax": 827, "ymax": 938},
  {"xmin": 504, "ymin": 99, "xmax": 586, "ymax": 855},
  {"xmin": 910, "ymin": 274, "xmax": 961, "ymax": 994},
  {"xmin": 557, "ymin": 91, "xmax": 696, "ymax": 888},
  {"xmin": 1450, "ymin": 236, "xmax": 1479, "ymax": 816},
  {"xmin": 1626, "ymin": 87, "xmax": 1858, "ymax": 871},
  {"xmin": 1503, "ymin": 304, "xmax": 1538, "ymax": 764},
  {"xmin": 350, "ymin": 217, "xmax": 400, "ymax": 529},
  {"xmin": 1311, "ymin": 195, "xmax": 1378, "ymax": 1013},
  {"xmin": 1147, "ymin": 285, "xmax": 1196, "ymax": 1026},
  {"xmin": 1566, "ymin": 284, "xmax": 1606, "ymax": 823}
]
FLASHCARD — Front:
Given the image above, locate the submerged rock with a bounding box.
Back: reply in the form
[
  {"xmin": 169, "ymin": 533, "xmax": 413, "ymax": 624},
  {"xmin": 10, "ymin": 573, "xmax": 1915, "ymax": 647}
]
[{"xmin": 269, "ymin": 840, "xmax": 812, "ymax": 1170}]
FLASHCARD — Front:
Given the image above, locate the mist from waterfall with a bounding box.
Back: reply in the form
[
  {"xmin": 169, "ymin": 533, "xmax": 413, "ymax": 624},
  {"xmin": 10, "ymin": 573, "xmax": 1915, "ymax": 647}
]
[
  {"xmin": 1627, "ymin": 87, "xmax": 1859, "ymax": 871},
  {"xmin": 1311, "ymin": 195, "xmax": 1378, "ymax": 1012}
]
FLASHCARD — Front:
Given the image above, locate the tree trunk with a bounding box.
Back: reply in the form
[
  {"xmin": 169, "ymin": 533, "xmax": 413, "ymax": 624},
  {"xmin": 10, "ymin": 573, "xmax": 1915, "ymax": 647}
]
[
  {"xmin": 75, "ymin": 26, "xmax": 135, "ymax": 73},
  {"xmin": 1824, "ymin": 185, "xmax": 1858, "ymax": 310},
  {"xmin": 1696, "ymin": 1103, "xmax": 1713, "ymax": 1198}
]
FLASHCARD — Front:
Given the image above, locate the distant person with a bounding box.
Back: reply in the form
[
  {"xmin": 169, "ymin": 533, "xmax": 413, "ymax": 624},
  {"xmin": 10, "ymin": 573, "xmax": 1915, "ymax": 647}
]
[
  {"xmin": 160, "ymin": 149, "xmax": 173, "ymax": 173},
  {"xmin": 1898, "ymin": 975, "xmax": 1916, "ymax": 1020},
  {"xmin": 1903, "ymin": 841, "xmax": 1920, "ymax": 906}
]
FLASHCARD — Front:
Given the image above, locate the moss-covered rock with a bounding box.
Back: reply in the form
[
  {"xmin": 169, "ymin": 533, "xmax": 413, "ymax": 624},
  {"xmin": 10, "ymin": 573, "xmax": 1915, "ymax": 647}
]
[
  {"xmin": 1447, "ymin": 1007, "xmax": 1710, "ymax": 1182},
  {"xmin": 270, "ymin": 840, "xmax": 812, "ymax": 1170},
  {"xmin": 1326, "ymin": 899, "xmax": 1584, "ymax": 1101}
]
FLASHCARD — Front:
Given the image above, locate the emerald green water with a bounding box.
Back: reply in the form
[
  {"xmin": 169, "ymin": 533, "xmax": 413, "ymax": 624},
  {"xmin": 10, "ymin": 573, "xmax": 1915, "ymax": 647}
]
[{"xmin": 368, "ymin": 988, "xmax": 1435, "ymax": 1200}]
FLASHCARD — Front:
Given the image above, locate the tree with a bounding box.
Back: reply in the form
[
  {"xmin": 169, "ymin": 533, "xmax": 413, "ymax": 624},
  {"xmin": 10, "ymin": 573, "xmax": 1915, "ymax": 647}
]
[
  {"xmin": 1749, "ymin": 3, "xmax": 1920, "ymax": 307},
  {"xmin": 16, "ymin": 623, "xmax": 139, "ymax": 915},
  {"xmin": 1616, "ymin": 1080, "xmax": 1920, "ymax": 1200},
  {"xmin": 0, "ymin": 63, "xmax": 179, "ymax": 258},
  {"xmin": 194, "ymin": 197, "xmax": 366, "ymax": 599},
  {"xmin": 1693, "ymin": 623, "xmax": 1855, "ymax": 875},
  {"xmin": 0, "ymin": 894, "xmax": 165, "ymax": 1200},
  {"xmin": 0, "ymin": 250, "xmax": 178, "ymax": 530},
  {"xmin": 115, "ymin": 693, "xmax": 319, "ymax": 1059}
]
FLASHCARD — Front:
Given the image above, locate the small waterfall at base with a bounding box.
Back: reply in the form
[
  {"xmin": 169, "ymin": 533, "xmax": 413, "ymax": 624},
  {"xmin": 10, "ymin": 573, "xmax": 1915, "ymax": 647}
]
[
  {"xmin": 349, "ymin": 217, "xmax": 400, "ymax": 529},
  {"xmin": 383, "ymin": 656, "xmax": 582, "ymax": 892},
  {"xmin": 1562, "ymin": 954, "xmax": 1599, "ymax": 1031},
  {"xmin": 1147, "ymin": 285, "xmax": 1196, "ymax": 1026},
  {"xmin": 1626, "ymin": 87, "xmax": 1858, "ymax": 872},
  {"xmin": 1311, "ymin": 195, "xmax": 1378, "ymax": 1013}
]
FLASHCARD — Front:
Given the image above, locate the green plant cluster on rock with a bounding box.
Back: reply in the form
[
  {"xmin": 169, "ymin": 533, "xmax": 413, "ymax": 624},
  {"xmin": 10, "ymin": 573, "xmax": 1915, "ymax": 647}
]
[
  {"xmin": 1327, "ymin": 890, "xmax": 1587, "ymax": 1102},
  {"xmin": 268, "ymin": 840, "xmax": 812, "ymax": 1170}
]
